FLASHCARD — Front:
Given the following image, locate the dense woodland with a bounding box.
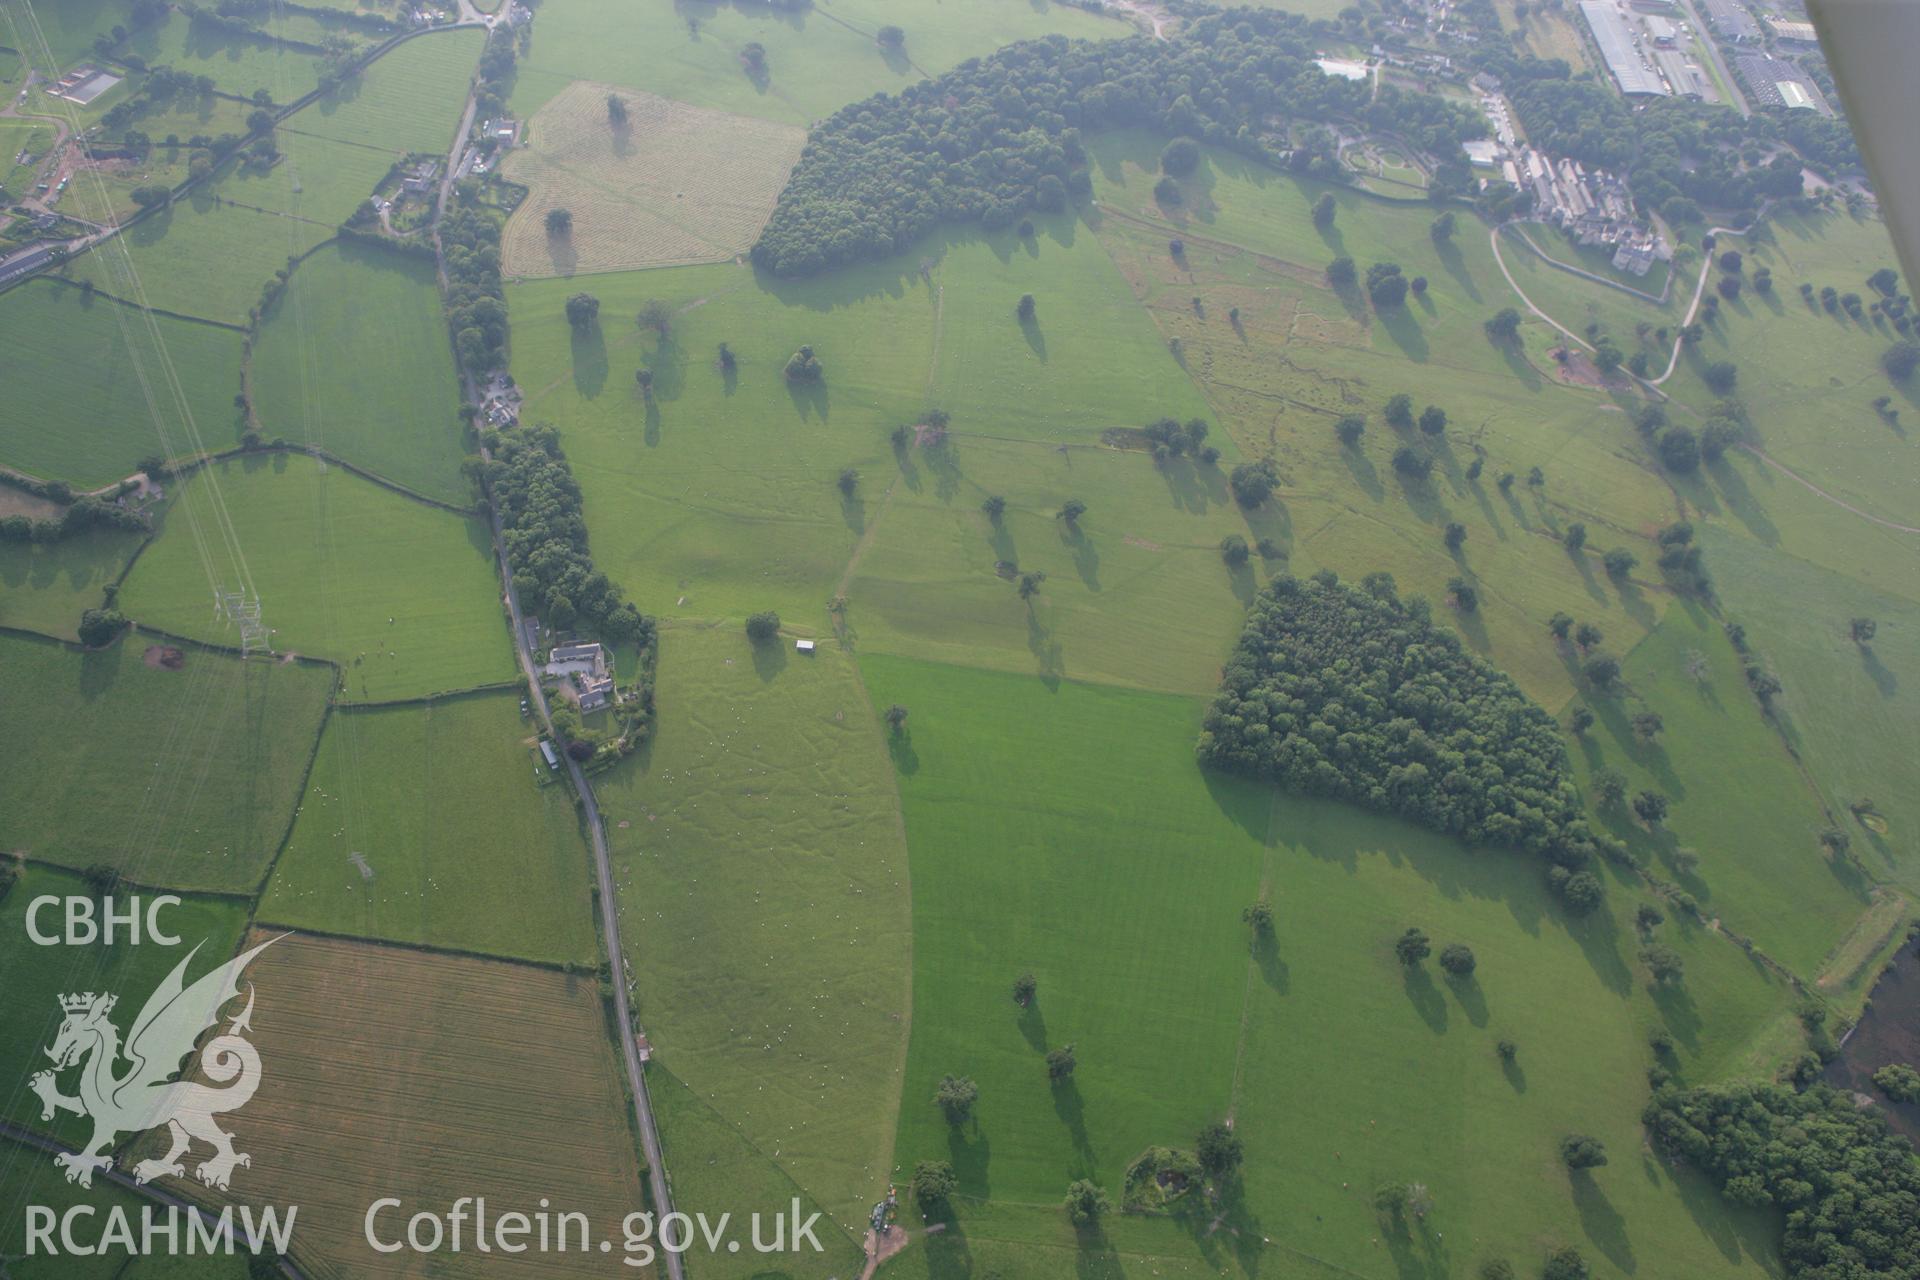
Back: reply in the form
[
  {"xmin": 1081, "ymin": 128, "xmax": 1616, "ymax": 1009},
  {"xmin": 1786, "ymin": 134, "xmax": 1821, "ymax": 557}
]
[
  {"xmin": 479, "ymin": 424, "xmax": 649, "ymax": 646},
  {"xmin": 753, "ymin": 9, "xmax": 1483, "ymax": 275},
  {"xmin": 1644, "ymin": 1083, "xmax": 1920, "ymax": 1278},
  {"xmin": 1198, "ymin": 574, "xmax": 1608, "ymax": 882}
]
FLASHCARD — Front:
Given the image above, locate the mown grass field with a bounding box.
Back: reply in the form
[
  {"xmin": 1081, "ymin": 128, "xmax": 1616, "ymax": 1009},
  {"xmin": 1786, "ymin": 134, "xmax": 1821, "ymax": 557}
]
[
  {"xmin": 0, "ymin": 280, "xmax": 243, "ymax": 486},
  {"xmin": 287, "ymin": 26, "xmax": 482, "ymax": 154},
  {"xmin": 65, "ymin": 196, "xmax": 331, "ymax": 325},
  {"xmin": 0, "ymin": 862, "xmax": 249, "ymax": 1146},
  {"xmin": 0, "ymin": 0, "xmax": 121, "ymax": 69},
  {"xmin": 506, "ymin": 0, "xmax": 1127, "ymax": 122},
  {"xmin": 0, "ymin": 525, "xmax": 141, "ymax": 640},
  {"xmin": 119, "ymin": 455, "xmax": 513, "ymax": 702},
  {"xmin": 500, "ymin": 81, "xmax": 804, "ymax": 278},
  {"xmin": 212, "ymin": 128, "xmax": 400, "ymax": 228},
  {"xmin": 1702, "ymin": 527, "xmax": 1920, "ymax": 894},
  {"xmin": 861, "ymin": 653, "xmax": 1792, "ymax": 1279},
  {"xmin": 260, "ymin": 692, "xmax": 597, "ymax": 965},
  {"xmin": 0, "ymin": 630, "xmax": 332, "ymax": 893},
  {"xmin": 593, "ymin": 626, "xmax": 912, "ymax": 1238},
  {"xmin": 250, "ymin": 239, "xmax": 469, "ymax": 504},
  {"xmin": 158, "ymin": 932, "xmax": 649, "ymax": 1280}
]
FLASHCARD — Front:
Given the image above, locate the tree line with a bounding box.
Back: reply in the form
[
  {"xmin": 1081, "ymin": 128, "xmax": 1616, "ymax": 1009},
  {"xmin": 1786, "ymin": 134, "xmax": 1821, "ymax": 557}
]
[
  {"xmin": 753, "ymin": 9, "xmax": 1484, "ymax": 275},
  {"xmin": 1198, "ymin": 572, "xmax": 1615, "ymax": 904}
]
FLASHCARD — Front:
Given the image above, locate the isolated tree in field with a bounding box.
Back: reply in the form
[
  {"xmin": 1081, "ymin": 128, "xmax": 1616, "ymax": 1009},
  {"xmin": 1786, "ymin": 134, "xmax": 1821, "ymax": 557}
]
[
  {"xmin": 1718, "ymin": 249, "xmax": 1743, "ymax": 273},
  {"xmin": 1548, "ymin": 612, "xmax": 1574, "ymax": 641},
  {"xmin": 911, "ymin": 1160, "xmax": 956, "ymax": 1208},
  {"xmin": 981, "ymin": 494, "xmax": 1006, "ymax": 521},
  {"xmin": 1368, "ymin": 262, "xmax": 1408, "ymax": 307},
  {"xmin": 1635, "ymin": 903, "xmax": 1665, "ymax": 937},
  {"xmin": 1372, "ymin": 1182, "xmax": 1408, "ymax": 1220},
  {"xmin": 544, "ymin": 207, "xmax": 572, "ymax": 237},
  {"xmin": 935, "ymin": 1074, "xmax": 977, "ymax": 1124},
  {"xmin": 1242, "ymin": 900, "xmax": 1274, "ymax": 935},
  {"xmin": 1056, "ymin": 498, "xmax": 1086, "ymax": 525},
  {"xmin": 1443, "ymin": 521, "xmax": 1467, "ymax": 551},
  {"xmin": 1583, "ymin": 654, "xmax": 1620, "ymax": 690},
  {"xmin": 1168, "ymin": 238, "xmax": 1184, "ymax": 259},
  {"xmin": 1495, "ymin": 1041, "xmax": 1517, "ymax": 1066},
  {"xmin": 784, "ymin": 344, "xmax": 823, "ymax": 383},
  {"xmin": 837, "ymin": 468, "xmax": 859, "ymax": 497},
  {"xmin": 1419, "ymin": 405, "xmax": 1447, "ymax": 436},
  {"xmin": 716, "ymin": 341, "xmax": 736, "ymax": 371},
  {"xmin": 1573, "ymin": 622, "xmax": 1603, "ymax": 651},
  {"xmin": 1439, "ymin": 943, "xmax": 1476, "ymax": 977},
  {"xmin": 1430, "ymin": 210, "xmax": 1455, "ymax": 241},
  {"xmin": 1311, "ymin": 192, "xmax": 1336, "ymax": 228},
  {"xmin": 1390, "ymin": 446, "xmax": 1432, "ymax": 480},
  {"xmin": 78, "ymin": 608, "xmax": 127, "ymax": 648},
  {"xmin": 564, "ymin": 292, "xmax": 599, "ymax": 329},
  {"xmin": 1384, "ymin": 393, "xmax": 1414, "ymax": 428},
  {"xmin": 1563, "ymin": 522, "xmax": 1587, "ymax": 551},
  {"xmin": 1569, "ymin": 706, "xmax": 1594, "ymax": 736},
  {"xmin": 1336, "ymin": 414, "xmax": 1365, "ymax": 446},
  {"xmin": 1196, "ymin": 1121, "xmax": 1243, "ymax": 1180},
  {"xmin": 1326, "ymin": 256, "xmax": 1356, "ymax": 287},
  {"xmin": 1448, "ymin": 578, "xmax": 1478, "ymax": 612},
  {"xmin": 606, "ymin": 94, "xmax": 627, "ymax": 125},
  {"xmin": 635, "ymin": 368, "xmax": 653, "ymax": 398},
  {"xmin": 1592, "ymin": 768, "xmax": 1627, "ymax": 808},
  {"xmin": 1229, "ymin": 457, "xmax": 1280, "ymax": 506},
  {"xmin": 1013, "ymin": 971, "xmax": 1037, "ymax": 1005},
  {"xmin": 884, "ymin": 704, "xmax": 909, "ymax": 733},
  {"xmin": 1017, "ymin": 571, "xmax": 1046, "ymax": 600},
  {"xmin": 1631, "ymin": 711, "xmax": 1664, "ymax": 741},
  {"xmin": 1603, "ymin": 548, "xmax": 1637, "ymax": 580},
  {"xmin": 1560, "ymin": 1134, "xmax": 1608, "ymax": 1170},
  {"xmin": 1884, "ymin": 340, "xmax": 1920, "ymax": 380},
  {"xmin": 741, "ymin": 41, "xmax": 766, "ymax": 72},
  {"xmin": 1594, "ymin": 343, "xmax": 1625, "ymax": 376},
  {"xmin": 1543, "ymin": 1248, "xmax": 1590, "ymax": 1280},
  {"xmin": 1046, "ymin": 1044, "xmax": 1077, "ymax": 1080},
  {"xmin": 1850, "ymin": 616, "xmax": 1877, "ymax": 645},
  {"xmin": 1394, "ymin": 927, "xmax": 1431, "ymax": 966},
  {"xmin": 635, "ymin": 298, "xmax": 673, "ymax": 339},
  {"xmin": 1641, "ymin": 944, "xmax": 1684, "ymax": 985},
  {"xmin": 1063, "ymin": 1179, "xmax": 1108, "ymax": 1227},
  {"xmin": 1633, "ymin": 790, "xmax": 1670, "ymax": 826},
  {"xmin": 745, "ymin": 611, "xmax": 781, "ymax": 642},
  {"xmin": 876, "ymin": 24, "xmax": 905, "ymax": 49},
  {"xmin": 1556, "ymin": 870, "xmax": 1603, "ymax": 916},
  {"xmin": 1159, "ymin": 136, "xmax": 1200, "ymax": 176},
  {"xmin": 1484, "ymin": 307, "xmax": 1522, "ymax": 342},
  {"xmin": 1703, "ymin": 361, "xmax": 1739, "ymax": 393},
  {"xmin": 1410, "ymin": 275, "xmax": 1427, "ymax": 294},
  {"xmin": 1221, "ymin": 534, "xmax": 1250, "ymax": 567},
  {"xmin": 1016, "ymin": 293, "xmax": 1036, "ymax": 321}
]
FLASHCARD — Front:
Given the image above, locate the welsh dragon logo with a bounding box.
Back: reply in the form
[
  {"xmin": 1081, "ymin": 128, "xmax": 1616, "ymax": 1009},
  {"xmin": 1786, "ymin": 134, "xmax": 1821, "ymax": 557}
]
[{"xmin": 29, "ymin": 938, "xmax": 279, "ymax": 1191}]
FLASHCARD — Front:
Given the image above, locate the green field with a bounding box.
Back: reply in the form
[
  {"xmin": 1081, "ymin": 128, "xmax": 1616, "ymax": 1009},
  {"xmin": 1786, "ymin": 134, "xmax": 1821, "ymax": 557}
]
[
  {"xmin": 0, "ymin": 116, "xmax": 52, "ymax": 197},
  {"xmin": 0, "ymin": 630, "xmax": 332, "ymax": 893},
  {"xmin": 593, "ymin": 626, "xmax": 912, "ymax": 1237},
  {"xmin": 287, "ymin": 26, "xmax": 483, "ymax": 154},
  {"xmin": 1703, "ymin": 528, "xmax": 1920, "ymax": 894},
  {"xmin": 250, "ymin": 239, "xmax": 469, "ymax": 504},
  {"xmin": 259, "ymin": 692, "xmax": 597, "ymax": 964},
  {"xmin": 120, "ymin": 7, "xmax": 330, "ymax": 100},
  {"xmin": 212, "ymin": 128, "xmax": 401, "ymax": 227},
  {"xmin": 862, "ymin": 653, "xmax": 1791, "ymax": 1278},
  {"xmin": 0, "ymin": 862, "xmax": 250, "ymax": 1145},
  {"xmin": 0, "ymin": 280, "xmax": 243, "ymax": 486},
  {"xmin": 118, "ymin": 454, "xmax": 513, "ymax": 702},
  {"xmin": 0, "ymin": 526, "xmax": 141, "ymax": 640},
  {"xmin": 507, "ymin": 0, "xmax": 1127, "ymax": 122},
  {"xmin": 66, "ymin": 196, "xmax": 332, "ymax": 325},
  {"xmin": 0, "ymin": 0, "xmax": 122, "ymax": 69}
]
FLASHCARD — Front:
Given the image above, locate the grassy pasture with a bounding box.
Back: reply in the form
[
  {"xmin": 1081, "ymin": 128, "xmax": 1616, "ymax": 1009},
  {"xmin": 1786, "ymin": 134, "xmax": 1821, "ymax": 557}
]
[
  {"xmin": 0, "ymin": 630, "xmax": 332, "ymax": 893},
  {"xmin": 152, "ymin": 932, "xmax": 649, "ymax": 1280},
  {"xmin": 66, "ymin": 196, "xmax": 331, "ymax": 325},
  {"xmin": 0, "ymin": 280, "xmax": 243, "ymax": 487},
  {"xmin": 260, "ymin": 691, "xmax": 598, "ymax": 965},
  {"xmin": 593, "ymin": 626, "xmax": 912, "ymax": 1236},
  {"xmin": 500, "ymin": 80, "xmax": 804, "ymax": 278},
  {"xmin": 119, "ymin": 454, "xmax": 514, "ymax": 702},
  {"xmin": 862, "ymin": 653, "xmax": 1791, "ymax": 1278},
  {"xmin": 120, "ymin": 8, "xmax": 329, "ymax": 100},
  {"xmin": 212, "ymin": 128, "xmax": 399, "ymax": 228},
  {"xmin": 0, "ymin": 117, "xmax": 53, "ymax": 196},
  {"xmin": 506, "ymin": 0, "xmax": 1126, "ymax": 122},
  {"xmin": 1701, "ymin": 527, "xmax": 1920, "ymax": 896},
  {"xmin": 1564, "ymin": 602, "xmax": 1869, "ymax": 979},
  {"xmin": 0, "ymin": 525, "xmax": 141, "ymax": 639},
  {"xmin": 288, "ymin": 26, "xmax": 482, "ymax": 154},
  {"xmin": 249, "ymin": 238, "xmax": 469, "ymax": 504},
  {"xmin": 0, "ymin": 863, "xmax": 249, "ymax": 1146},
  {"xmin": 0, "ymin": 0, "xmax": 122, "ymax": 69}
]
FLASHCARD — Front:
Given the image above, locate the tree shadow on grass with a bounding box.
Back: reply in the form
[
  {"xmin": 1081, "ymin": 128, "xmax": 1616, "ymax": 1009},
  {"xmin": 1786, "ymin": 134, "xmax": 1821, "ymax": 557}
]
[
  {"xmin": 1253, "ymin": 930, "xmax": 1289, "ymax": 995},
  {"xmin": 887, "ymin": 729, "xmax": 919, "ymax": 776},
  {"xmin": 1072, "ymin": 1222, "xmax": 1122, "ymax": 1280},
  {"xmin": 1017, "ymin": 999, "xmax": 1047, "ymax": 1053},
  {"xmin": 1377, "ymin": 305, "xmax": 1429, "ymax": 363},
  {"xmin": 1434, "ymin": 233, "xmax": 1481, "ymax": 303},
  {"xmin": 1571, "ymin": 1172, "xmax": 1636, "ymax": 1275},
  {"xmin": 1026, "ymin": 605, "xmax": 1064, "ymax": 690},
  {"xmin": 1020, "ymin": 312, "xmax": 1048, "ymax": 362},
  {"xmin": 1446, "ymin": 973, "xmax": 1488, "ymax": 1027},
  {"xmin": 569, "ymin": 321, "xmax": 606, "ymax": 399},
  {"xmin": 1342, "ymin": 443, "xmax": 1385, "ymax": 502},
  {"xmin": 946, "ymin": 1126, "xmax": 990, "ymax": 1200},
  {"xmin": 1500, "ymin": 1048, "xmax": 1528, "ymax": 1093},
  {"xmin": 786, "ymin": 375, "xmax": 829, "ymax": 422},
  {"xmin": 1704, "ymin": 455, "xmax": 1780, "ymax": 549},
  {"xmin": 750, "ymin": 636, "xmax": 787, "ymax": 684},
  {"xmin": 1062, "ymin": 524, "xmax": 1100, "ymax": 591},
  {"xmin": 1402, "ymin": 965, "xmax": 1447, "ymax": 1033},
  {"xmin": 1052, "ymin": 1078, "xmax": 1093, "ymax": 1164},
  {"xmin": 842, "ymin": 488, "xmax": 866, "ymax": 536}
]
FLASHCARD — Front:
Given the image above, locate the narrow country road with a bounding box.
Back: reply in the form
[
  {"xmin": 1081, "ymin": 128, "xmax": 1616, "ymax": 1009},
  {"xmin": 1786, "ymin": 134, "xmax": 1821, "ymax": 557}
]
[
  {"xmin": 428, "ymin": 43, "xmax": 686, "ymax": 1280},
  {"xmin": 1675, "ymin": 0, "xmax": 1751, "ymax": 117},
  {"xmin": 1488, "ymin": 223, "xmax": 1593, "ymax": 351}
]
